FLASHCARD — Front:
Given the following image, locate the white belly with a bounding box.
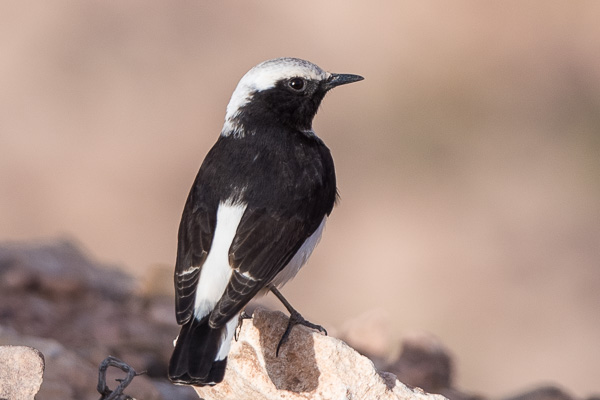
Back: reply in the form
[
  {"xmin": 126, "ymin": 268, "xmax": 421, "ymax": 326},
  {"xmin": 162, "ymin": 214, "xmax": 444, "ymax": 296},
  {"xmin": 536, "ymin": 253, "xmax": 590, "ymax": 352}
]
[{"xmin": 270, "ymin": 216, "xmax": 327, "ymax": 288}]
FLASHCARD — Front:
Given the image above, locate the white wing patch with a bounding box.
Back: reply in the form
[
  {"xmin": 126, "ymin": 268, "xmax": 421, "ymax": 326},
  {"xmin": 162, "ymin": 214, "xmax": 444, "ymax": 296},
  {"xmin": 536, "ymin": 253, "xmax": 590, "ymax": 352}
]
[
  {"xmin": 270, "ymin": 216, "xmax": 327, "ymax": 288},
  {"xmin": 193, "ymin": 200, "xmax": 247, "ymax": 321},
  {"xmin": 222, "ymin": 58, "xmax": 330, "ymax": 137}
]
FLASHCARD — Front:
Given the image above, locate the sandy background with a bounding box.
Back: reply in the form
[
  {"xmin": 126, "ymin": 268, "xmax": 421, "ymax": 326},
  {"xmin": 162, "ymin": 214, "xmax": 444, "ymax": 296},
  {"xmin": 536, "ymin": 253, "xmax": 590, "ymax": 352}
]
[{"xmin": 1, "ymin": 1, "xmax": 599, "ymax": 396}]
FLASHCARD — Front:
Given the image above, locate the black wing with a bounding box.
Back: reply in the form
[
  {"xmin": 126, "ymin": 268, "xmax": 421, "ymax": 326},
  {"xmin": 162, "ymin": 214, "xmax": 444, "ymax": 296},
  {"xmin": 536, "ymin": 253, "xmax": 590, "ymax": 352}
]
[
  {"xmin": 175, "ymin": 132, "xmax": 336, "ymax": 328},
  {"xmin": 173, "ymin": 181, "xmax": 217, "ymax": 326},
  {"xmin": 208, "ymin": 204, "xmax": 322, "ymax": 328},
  {"xmin": 173, "ymin": 137, "xmax": 229, "ymax": 326}
]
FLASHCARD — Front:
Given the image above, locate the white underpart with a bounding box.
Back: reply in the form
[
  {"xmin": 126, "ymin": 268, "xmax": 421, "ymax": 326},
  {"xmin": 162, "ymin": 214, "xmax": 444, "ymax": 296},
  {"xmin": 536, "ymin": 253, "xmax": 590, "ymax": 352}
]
[
  {"xmin": 216, "ymin": 315, "xmax": 240, "ymax": 361},
  {"xmin": 270, "ymin": 217, "xmax": 327, "ymax": 288},
  {"xmin": 222, "ymin": 58, "xmax": 330, "ymax": 137},
  {"xmin": 193, "ymin": 200, "xmax": 247, "ymax": 321}
]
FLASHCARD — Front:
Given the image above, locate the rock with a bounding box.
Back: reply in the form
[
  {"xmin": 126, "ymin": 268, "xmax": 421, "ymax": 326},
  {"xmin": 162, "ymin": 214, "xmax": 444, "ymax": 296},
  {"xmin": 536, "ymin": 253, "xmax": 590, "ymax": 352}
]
[
  {"xmin": 387, "ymin": 332, "xmax": 453, "ymax": 393},
  {"xmin": 0, "ymin": 239, "xmax": 171, "ymax": 368},
  {"xmin": 0, "ymin": 327, "xmax": 165, "ymax": 400},
  {"xmin": 503, "ymin": 386, "xmax": 574, "ymax": 400},
  {"xmin": 386, "ymin": 332, "xmax": 482, "ymax": 400},
  {"xmin": 0, "ymin": 239, "xmax": 199, "ymax": 400},
  {"xmin": 0, "ymin": 239, "xmax": 134, "ymax": 299},
  {"xmin": 438, "ymin": 388, "xmax": 485, "ymax": 400},
  {"xmin": 0, "ymin": 345, "xmax": 44, "ymax": 400},
  {"xmin": 153, "ymin": 379, "xmax": 198, "ymax": 400},
  {"xmin": 193, "ymin": 309, "xmax": 447, "ymax": 400}
]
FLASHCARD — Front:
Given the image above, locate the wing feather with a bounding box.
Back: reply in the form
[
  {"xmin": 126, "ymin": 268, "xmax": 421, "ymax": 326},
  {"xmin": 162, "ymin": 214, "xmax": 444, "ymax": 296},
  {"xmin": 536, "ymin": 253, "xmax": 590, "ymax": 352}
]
[
  {"xmin": 208, "ymin": 206, "xmax": 317, "ymax": 328},
  {"xmin": 174, "ymin": 195, "xmax": 217, "ymax": 325}
]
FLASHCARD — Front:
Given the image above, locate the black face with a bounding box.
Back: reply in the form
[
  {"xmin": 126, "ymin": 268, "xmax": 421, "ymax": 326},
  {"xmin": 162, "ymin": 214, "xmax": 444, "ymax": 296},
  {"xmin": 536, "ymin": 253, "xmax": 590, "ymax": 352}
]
[{"xmin": 237, "ymin": 77, "xmax": 328, "ymax": 132}]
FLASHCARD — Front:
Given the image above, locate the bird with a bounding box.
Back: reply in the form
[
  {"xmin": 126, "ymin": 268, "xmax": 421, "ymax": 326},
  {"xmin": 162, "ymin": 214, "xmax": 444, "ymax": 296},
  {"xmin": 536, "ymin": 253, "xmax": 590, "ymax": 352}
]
[{"xmin": 168, "ymin": 57, "xmax": 363, "ymax": 386}]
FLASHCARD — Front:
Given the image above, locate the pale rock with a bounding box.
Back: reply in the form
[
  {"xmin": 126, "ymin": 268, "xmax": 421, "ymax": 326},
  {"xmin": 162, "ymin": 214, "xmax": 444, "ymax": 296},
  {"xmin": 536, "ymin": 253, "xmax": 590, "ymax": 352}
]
[
  {"xmin": 0, "ymin": 345, "xmax": 44, "ymax": 400},
  {"xmin": 0, "ymin": 327, "xmax": 162, "ymax": 400},
  {"xmin": 194, "ymin": 309, "xmax": 447, "ymax": 400}
]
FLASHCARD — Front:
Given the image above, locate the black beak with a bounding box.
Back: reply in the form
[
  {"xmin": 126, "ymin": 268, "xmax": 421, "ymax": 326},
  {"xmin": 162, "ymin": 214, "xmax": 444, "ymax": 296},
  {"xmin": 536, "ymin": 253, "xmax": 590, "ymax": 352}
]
[{"xmin": 325, "ymin": 73, "xmax": 364, "ymax": 90}]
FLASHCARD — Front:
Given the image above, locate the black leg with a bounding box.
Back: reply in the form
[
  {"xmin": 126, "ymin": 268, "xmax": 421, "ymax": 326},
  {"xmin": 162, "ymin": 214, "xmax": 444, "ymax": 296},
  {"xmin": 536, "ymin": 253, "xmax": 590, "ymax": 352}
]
[
  {"xmin": 268, "ymin": 285, "xmax": 327, "ymax": 356},
  {"xmin": 235, "ymin": 310, "xmax": 252, "ymax": 341}
]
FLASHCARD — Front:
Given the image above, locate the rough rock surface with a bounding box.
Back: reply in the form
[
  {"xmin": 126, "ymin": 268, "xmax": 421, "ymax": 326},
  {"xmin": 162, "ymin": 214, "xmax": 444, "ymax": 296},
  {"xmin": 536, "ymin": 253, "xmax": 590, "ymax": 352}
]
[
  {"xmin": 0, "ymin": 317, "xmax": 165, "ymax": 400},
  {"xmin": 194, "ymin": 309, "xmax": 447, "ymax": 400},
  {"xmin": 0, "ymin": 239, "xmax": 196, "ymax": 400},
  {"xmin": 0, "ymin": 345, "xmax": 44, "ymax": 400},
  {"xmin": 1, "ymin": 239, "xmax": 594, "ymax": 400}
]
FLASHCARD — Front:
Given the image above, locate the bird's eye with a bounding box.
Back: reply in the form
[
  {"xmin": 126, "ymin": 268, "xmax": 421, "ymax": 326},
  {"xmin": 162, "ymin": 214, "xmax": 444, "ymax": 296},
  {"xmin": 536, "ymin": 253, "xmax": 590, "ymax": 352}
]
[{"xmin": 288, "ymin": 78, "xmax": 305, "ymax": 91}]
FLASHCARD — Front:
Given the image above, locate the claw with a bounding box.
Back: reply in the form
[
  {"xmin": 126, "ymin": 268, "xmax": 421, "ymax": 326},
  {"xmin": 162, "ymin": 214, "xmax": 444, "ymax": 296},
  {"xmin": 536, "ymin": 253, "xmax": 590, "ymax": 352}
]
[
  {"xmin": 268, "ymin": 285, "xmax": 326, "ymax": 356},
  {"xmin": 275, "ymin": 310, "xmax": 327, "ymax": 357},
  {"xmin": 235, "ymin": 310, "xmax": 252, "ymax": 341}
]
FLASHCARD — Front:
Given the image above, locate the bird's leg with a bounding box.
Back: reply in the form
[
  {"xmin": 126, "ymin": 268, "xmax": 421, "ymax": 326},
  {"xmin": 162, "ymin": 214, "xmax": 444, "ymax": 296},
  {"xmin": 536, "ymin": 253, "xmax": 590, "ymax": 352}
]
[
  {"xmin": 234, "ymin": 310, "xmax": 252, "ymax": 341},
  {"xmin": 268, "ymin": 285, "xmax": 327, "ymax": 356}
]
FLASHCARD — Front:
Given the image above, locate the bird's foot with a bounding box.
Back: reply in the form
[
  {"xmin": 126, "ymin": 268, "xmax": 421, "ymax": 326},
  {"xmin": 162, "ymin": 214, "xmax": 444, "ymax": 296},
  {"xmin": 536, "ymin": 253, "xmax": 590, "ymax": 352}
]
[
  {"xmin": 276, "ymin": 310, "xmax": 327, "ymax": 357},
  {"xmin": 235, "ymin": 310, "xmax": 252, "ymax": 341}
]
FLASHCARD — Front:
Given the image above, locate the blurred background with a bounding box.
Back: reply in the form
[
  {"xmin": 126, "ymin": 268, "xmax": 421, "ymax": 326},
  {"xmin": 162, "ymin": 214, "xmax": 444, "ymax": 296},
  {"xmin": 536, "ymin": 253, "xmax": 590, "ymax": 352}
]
[{"xmin": 1, "ymin": 1, "xmax": 599, "ymax": 397}]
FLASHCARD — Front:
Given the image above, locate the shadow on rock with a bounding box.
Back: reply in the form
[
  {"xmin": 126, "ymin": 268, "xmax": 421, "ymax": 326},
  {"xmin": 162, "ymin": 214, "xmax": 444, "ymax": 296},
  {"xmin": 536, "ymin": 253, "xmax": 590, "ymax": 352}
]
[{"xmin": 256, "ymin": 309, "xmax": 320, "ymax": 393}]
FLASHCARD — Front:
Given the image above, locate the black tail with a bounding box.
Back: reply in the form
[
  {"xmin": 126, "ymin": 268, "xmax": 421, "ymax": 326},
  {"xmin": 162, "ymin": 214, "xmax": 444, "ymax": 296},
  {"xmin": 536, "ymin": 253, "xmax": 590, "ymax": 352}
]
[{"xmin": 168, "ymin": 317, "xmax": 227, "ymax": 386}]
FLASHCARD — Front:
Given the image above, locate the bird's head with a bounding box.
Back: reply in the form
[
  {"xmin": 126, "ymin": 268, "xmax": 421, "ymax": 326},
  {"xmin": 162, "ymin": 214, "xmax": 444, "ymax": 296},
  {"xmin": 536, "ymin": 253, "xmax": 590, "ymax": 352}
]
[{"xmin": 222, "ymin": 58, "xmax": 363, "ymax": 137}]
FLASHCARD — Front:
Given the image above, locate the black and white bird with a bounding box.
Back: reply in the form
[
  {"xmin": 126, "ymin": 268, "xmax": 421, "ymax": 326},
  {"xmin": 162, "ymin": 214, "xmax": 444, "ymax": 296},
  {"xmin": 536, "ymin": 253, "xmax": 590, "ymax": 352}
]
[{"xmin": 168, "ymin": 57, "xmax": 363, "ymax": 386}]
